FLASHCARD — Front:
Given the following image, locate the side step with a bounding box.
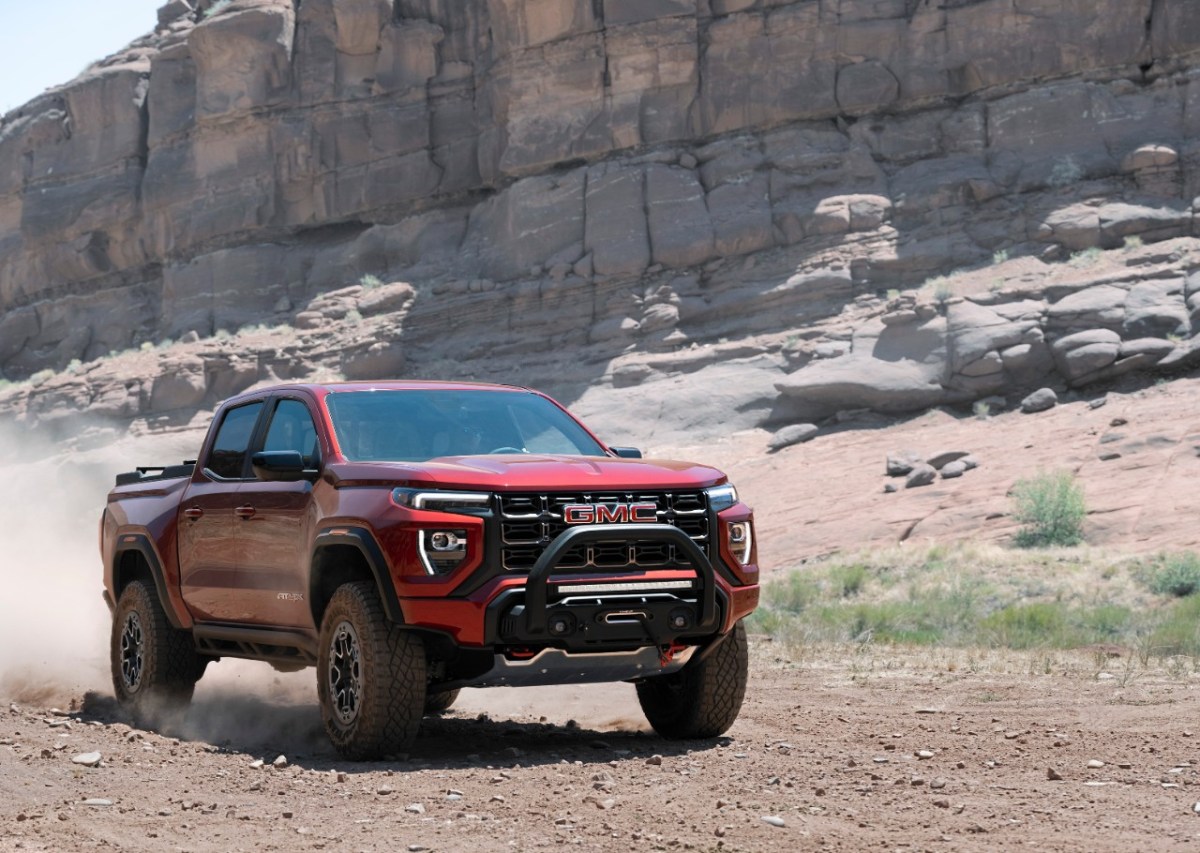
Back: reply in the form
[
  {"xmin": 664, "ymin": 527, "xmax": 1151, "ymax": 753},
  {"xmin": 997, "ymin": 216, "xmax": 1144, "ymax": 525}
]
[{"xmin": 192, "ymin": 623, "xmax": 318, "ymax": 668}]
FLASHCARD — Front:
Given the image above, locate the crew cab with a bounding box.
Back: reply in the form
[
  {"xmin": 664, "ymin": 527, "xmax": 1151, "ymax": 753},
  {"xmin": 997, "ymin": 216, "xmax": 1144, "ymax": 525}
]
[{"xmin": 101, "ymin": 381, "xmax": 760, "ymax": 758}]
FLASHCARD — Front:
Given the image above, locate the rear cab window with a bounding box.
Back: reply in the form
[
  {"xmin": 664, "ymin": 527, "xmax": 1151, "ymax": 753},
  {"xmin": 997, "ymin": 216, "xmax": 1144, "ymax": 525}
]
[{"xmin": 205, "ymin": 401, "xmax": 264, "ymax": 480}]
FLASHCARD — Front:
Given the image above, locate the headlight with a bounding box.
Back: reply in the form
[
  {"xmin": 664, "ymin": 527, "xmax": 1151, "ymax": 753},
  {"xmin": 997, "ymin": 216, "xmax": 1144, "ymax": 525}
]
[
  {"xmin": 706, "ymin": 483, "xmax": 739, "ymax": 513},
  {"xmin": 727, "ymin": 521, "xmax": 753, "ymax": 566},
  {"xmin": 391, "ymin": 489, "xmax": 492, "ymax": 515},
  {"xmin": 391, "ymin": 489, "xmax": 491, "ymax": 575}
]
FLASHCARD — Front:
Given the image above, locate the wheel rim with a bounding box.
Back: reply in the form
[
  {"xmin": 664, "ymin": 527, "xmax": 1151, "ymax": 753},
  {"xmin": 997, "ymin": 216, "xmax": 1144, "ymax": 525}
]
[
  {"xmin": 119, "ymin": 611, "xmax": 144, "ymax": 691},
  {"xmin": 327, "ymin": 621, "xmax": 362, "ymax": 726}
]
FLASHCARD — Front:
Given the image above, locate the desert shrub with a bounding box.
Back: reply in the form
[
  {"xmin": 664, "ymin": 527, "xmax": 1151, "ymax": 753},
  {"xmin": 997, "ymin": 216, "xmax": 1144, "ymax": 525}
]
[
  {"xmin": 359, "ymin": 274, "xmax": 383, "ymax": 290},
  {"xmin": 1144, "ymin": 553, "xmax": 1200, "ymax": 598},
  {"xmin": 1011, "ymin": 471, "xmax": 1086, "ymax": 548},
  {"xmin": 1069, "ymin": 247, "xmax": 1102, "ymax": 267},
  {"xmin": 829, "ymin": 563, "xmax": 867, "ymax": 598},
  {"xmin": 1123, "ymin": 235, "xmax": 1143, "ymax": 251},
  {"xmin": 992, "ymin": 249, "xmax": 1009, "ymax": 265},
  {"xmin": 972, "ymin": 400, "xmax": 991, "ymax": 419},
  {"xmin": 1144, "ymin": 595, "xmax": 1200, "ymax": 656}
]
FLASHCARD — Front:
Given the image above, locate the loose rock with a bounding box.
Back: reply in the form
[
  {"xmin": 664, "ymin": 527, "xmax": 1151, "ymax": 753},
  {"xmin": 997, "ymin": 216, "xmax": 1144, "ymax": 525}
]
[
  {"xmin": 1021, "ymin": 388, "xmax": 1058, "ymax": 414},
  {"xmin": 905, "ymin": 463, "xmax": 937, "ymax": 488},
  {"xmin": 71, "ymin": 752, "xmax": 102, "ymax": 767},
  {"xmin": 761, "ymin": 815, "xmax": 786, "ymax": 827},
  {"xmin": 769, "ymin": 424, "xmax": 819, "ymax": 452}
]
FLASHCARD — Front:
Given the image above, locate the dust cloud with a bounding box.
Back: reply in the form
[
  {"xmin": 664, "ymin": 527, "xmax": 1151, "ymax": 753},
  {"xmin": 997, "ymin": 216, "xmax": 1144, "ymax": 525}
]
[
  {"xmin": 0, "ymin": 419, "xmax": 650, "ymax": 743},
  {"xmin": 0, "ymin": 421, "xmax": 199, "ymax": 706}
]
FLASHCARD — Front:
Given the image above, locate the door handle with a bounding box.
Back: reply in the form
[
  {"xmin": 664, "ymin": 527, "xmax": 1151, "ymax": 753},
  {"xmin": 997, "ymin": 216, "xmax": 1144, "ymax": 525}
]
[
  {"xmin": 235, "ymin": 505, "xmax": 257, "ymax": 519},
  {"xmin": 183, "ymin": 507, "xmax": 204, "ymax": 520}
]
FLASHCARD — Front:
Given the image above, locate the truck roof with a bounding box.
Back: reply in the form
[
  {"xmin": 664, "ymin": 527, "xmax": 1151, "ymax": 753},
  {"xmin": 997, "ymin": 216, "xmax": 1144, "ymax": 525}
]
[{"xmin": 223, "ymin": 380, "xmax": 535, "ymax": 404}]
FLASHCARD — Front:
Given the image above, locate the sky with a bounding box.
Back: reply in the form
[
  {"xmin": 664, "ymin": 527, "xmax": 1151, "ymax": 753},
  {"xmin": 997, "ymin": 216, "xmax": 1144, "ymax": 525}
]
[{"xmin": 0, "ymin": 0, "xmax": 163, "ymax": 114}]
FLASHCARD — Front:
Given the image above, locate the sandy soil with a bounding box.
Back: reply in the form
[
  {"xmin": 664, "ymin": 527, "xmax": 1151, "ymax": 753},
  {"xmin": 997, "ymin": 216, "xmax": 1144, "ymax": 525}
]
[{"xmin": 4, "ymin": 645, "xmax": 1200, "ymax": 853}]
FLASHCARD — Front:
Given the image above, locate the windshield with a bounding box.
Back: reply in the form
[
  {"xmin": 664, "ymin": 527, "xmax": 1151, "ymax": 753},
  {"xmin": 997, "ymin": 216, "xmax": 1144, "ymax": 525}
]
[{"xmin": 325, "ymin": 389, "xmax": 608, "ymax": 462}]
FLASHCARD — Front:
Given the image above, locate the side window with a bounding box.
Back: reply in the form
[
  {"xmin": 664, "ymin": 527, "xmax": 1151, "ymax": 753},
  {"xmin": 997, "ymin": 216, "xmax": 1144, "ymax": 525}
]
[
  {"xmin": 206, "ymin": 402, "xmax": 264, "ymax": 479},
  {"xmin": 263, "ymin": 399, "xmax": 320, "ymax": 467}
]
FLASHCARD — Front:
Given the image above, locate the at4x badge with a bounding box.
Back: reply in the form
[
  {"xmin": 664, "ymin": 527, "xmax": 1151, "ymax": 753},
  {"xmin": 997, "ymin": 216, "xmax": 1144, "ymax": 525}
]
[{"xmin": 562, "ymin": 502, "xmax": 658, "ymax": 524}]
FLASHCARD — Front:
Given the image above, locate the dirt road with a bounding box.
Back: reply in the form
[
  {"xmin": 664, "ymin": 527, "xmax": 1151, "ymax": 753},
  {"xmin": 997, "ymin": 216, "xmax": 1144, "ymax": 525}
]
[{"xmin": 3, "ymin": 644, "xmax": 1200, "ymax": 852}]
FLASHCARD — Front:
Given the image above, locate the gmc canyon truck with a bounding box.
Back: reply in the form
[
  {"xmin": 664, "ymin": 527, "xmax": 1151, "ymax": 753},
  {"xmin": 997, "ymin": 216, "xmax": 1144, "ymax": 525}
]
[{"xmin": 101, "ymin": 381, "xmax": 760, "ymax": 759}]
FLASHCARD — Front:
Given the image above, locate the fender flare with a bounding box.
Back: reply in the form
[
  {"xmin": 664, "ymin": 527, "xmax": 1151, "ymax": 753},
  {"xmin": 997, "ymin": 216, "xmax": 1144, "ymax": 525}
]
[
  {"xmin": 311, "ymin": 527, "xmax": 404, "ymax": 625},
  {"xmin": 112, "ymin": 535, "xmax": 186, "ymax": 630}
]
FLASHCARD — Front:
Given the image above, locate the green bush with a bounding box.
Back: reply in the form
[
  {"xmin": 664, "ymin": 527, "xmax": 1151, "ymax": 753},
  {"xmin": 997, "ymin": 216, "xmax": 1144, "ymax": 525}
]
[
  {"xmin": 1145, "ymin": 552, "xmax": 1200, "ymax": 598},
  {"xmin": 1011, "ymin": 471, "xmax": 1086, "ymax": 548}
]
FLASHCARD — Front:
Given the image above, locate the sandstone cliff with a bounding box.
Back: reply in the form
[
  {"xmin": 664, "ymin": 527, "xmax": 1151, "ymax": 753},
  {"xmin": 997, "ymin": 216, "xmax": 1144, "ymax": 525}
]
[{"xmin": 3, "ymin": 0, "xmax": 1200, "ymax": 439}]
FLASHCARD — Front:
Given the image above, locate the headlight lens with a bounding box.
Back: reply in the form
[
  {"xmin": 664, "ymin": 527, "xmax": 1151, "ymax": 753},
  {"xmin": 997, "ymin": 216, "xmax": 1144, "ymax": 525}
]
[
  {"xmin": 706, "ymin": 483, "xmax": 739, "ymax": 513},
  {"xmin": 391, "ymin": 489, "xmax": 490, "ymax": 575},
  {"xmin": 727, "ymin": 521, "xmax": 753, "ymax": 566},
  {"xmin": 391, "ymin": 489, "xmax": 492, "ymax": 515}
]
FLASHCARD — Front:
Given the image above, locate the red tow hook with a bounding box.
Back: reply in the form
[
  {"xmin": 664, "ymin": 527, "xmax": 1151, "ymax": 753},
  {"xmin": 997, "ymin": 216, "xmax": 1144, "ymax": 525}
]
[{"xmin": 658, "ymin": 642, "xmax": 688, "ymax": 668}]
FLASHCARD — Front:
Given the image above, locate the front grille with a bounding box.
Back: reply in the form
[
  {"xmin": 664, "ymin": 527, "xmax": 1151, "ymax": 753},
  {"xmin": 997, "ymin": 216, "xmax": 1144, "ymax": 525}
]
[{"xmin": 497, "ymin": 491, "xmax": 710, "ymax": 572}]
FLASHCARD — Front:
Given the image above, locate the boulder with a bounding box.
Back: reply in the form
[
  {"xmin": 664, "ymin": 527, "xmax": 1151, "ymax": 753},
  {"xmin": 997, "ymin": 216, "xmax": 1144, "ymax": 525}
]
[
  {"xmin": 1046, "ymin": 286, "xmax": 1127, "ymax": 332},
  {"xmin": 768, "ymin": 423, "xmax": 818, "ymax": 452},
  {"xmin": 927, "ymin": 451, "xmax": 970, "ymax": 470},
  {"xmin": 940, "ymin": 460, "xmax": 968, "ymax": 479},
  {"xmin": 887, "ymin": 450, "xmax": 924, "ymax": 477},
  {"xmin": 905, "ymin": 463, "xmax": 937, "ymax": 489},
  {"xmin": 1051, "ymin": 329, "xmax": 1121, "ymax": 381},
  {"xmin": 1021, "ymin": 387, "xmax": 1058, "ymax": 413}
]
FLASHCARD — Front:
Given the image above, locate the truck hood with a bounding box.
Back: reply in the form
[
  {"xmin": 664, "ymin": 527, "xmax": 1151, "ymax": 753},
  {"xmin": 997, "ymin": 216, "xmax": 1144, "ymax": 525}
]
[{"xmin": 325, "ymin": 454, "xmax": 727, "ymax": 491}]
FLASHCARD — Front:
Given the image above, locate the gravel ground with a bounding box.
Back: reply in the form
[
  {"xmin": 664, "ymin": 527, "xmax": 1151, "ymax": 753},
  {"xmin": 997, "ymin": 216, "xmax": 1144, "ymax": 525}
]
[{"xmin": 4, "ymin": 644, "xmax": 1200, "ymax": 852}]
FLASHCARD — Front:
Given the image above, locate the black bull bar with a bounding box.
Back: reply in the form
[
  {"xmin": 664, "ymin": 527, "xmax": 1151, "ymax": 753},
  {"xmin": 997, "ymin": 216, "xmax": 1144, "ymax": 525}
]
[{"xmin": 522, "ymin": 523, "xmax": 719, "ymax": 641}]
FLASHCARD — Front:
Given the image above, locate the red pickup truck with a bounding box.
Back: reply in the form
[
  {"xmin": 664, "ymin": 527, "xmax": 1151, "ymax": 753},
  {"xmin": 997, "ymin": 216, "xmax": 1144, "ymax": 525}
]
[{"xmin": 101, "ymin": 381, "xmax": 760, "ymax": 758}]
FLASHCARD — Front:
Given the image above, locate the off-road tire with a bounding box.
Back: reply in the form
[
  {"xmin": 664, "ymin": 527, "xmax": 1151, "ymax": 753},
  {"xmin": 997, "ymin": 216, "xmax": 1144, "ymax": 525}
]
[
  {"xmin": 636, "ymin": 620, "xmax": 748, "ymax": 739},
  {"xmin": 423, "ymin": 688, "xmax": 460, "ymax": 715},
  {"xmin": 110, "ymin": 580, "xmax": 208, "ymax": 722},
  {"xmin": 317, "ymin": 582, "xmax": 426, "ymax": 760}
]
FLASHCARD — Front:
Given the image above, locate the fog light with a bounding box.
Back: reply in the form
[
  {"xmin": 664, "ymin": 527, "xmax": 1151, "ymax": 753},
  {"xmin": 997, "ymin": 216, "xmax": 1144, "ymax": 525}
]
[
  {"xmin": 669, "ymin": 608, "xmax": 691, "ymax": 631},
  {"xmin": 548, "ymin": 613, "xmax": 576, "ymax": 636},
  {"xmin": 429, "ymin": 531, "xmax": 462, "ymax": 551},
  {"xmin": 728, "ymin": 521, "xmax": 753, "ymax": 566},
  {"xmin": 419, "ymin": 529, "xmax": 469, "ymax": 574}
]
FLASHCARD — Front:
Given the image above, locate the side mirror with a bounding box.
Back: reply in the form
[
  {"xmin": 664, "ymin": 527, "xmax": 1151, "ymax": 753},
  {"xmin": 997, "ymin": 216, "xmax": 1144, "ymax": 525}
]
[
  {"xmin": 609, "ymin": 446, "xmax": 643, "ymax": 459},
  {"xmin": 251, "ymin": 450, "xmax": 312, "ymax": 482}
]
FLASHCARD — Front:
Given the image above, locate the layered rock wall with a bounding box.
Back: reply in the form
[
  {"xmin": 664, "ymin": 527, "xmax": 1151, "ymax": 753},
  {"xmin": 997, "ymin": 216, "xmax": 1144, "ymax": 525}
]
[{"xmin": 3, "ymin": 0, "xmax": 1200, "ymax": 435}]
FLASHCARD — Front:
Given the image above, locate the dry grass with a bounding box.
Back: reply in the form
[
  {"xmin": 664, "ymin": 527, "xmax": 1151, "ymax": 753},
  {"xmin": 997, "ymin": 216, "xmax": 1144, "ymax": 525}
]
[{"xmin": 751, "ymin": 541, "xmax": 1200, "ymax": 659}]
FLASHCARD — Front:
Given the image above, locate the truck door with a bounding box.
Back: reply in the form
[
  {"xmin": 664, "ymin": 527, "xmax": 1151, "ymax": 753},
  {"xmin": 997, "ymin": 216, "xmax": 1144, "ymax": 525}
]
[
  {"xmin": 178, "ymin": 400, "xmax": 265, "ymax": 623},
  {"xmin": 234, "ymin": 397, "xmax": 320, "ymax": 629}
]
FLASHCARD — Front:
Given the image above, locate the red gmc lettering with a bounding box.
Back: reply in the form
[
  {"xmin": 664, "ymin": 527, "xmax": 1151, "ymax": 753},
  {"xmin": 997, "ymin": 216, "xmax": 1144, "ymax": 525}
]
[{"xmin": 563, "ymin": 503, "xmax": 659, "ymax": 524}]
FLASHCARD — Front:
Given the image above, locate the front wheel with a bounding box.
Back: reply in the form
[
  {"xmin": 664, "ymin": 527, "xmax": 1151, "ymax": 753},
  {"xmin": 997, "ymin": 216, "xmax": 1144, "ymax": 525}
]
[
  {"xmin": 636, "ymin": 620, "xmax": 748, "ymax": 739},
  {"xmin": 110, "ymin": 580, "xmax": 208, "ymax": 723},
  {"xmin": 317, "ymin": 582, "xmax": 426, "ymax": 759},
  {"xmin": 424, "ymin": 688, "xmax": 460, "ymax": 715}
]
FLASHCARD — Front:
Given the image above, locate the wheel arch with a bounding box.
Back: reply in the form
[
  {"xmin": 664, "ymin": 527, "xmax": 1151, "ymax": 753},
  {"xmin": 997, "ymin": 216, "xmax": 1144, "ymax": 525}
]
[
  {"xmin": 310, "ymin": 528, "xmax": 404, "ymax": 628},
  {"xmin": 112, "ymin": 536, "xmax": 185, "ymax": 630}
]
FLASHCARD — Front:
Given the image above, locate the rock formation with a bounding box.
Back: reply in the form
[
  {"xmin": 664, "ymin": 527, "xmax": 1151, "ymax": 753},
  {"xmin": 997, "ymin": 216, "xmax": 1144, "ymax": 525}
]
[{"xmin": 3, "ymin": 0, "xmax": 1200, "ymax": 439}]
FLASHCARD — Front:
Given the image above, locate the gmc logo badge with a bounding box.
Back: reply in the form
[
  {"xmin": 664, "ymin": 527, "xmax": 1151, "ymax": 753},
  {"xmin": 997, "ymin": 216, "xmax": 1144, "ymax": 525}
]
[{"xmin": 563, "ymin": 502, "xmax": 658, "ymax": 524}]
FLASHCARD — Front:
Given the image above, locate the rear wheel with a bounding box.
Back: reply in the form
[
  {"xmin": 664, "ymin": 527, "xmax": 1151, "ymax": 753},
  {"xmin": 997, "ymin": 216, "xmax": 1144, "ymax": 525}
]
[
  {"xmin": 110, "ymin": 581, "xmax": 208, "ymax": 723},
  {"xmin": 317, "ymin": 582, "xmax": 426, "ymax": 759},
  {"xmin": 423, "ymin": 688, "xmax": 460, "ymax": 715},
  {"xmin": 636, "ymin": 620, "xmax": 748, "ymax": 739}
]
